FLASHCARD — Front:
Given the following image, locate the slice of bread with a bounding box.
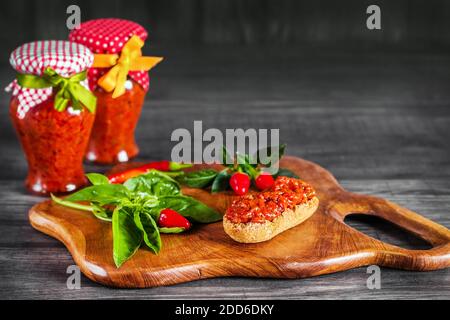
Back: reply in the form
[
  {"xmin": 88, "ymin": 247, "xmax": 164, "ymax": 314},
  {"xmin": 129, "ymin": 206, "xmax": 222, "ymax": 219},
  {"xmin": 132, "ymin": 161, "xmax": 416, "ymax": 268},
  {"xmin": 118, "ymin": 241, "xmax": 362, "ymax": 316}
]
[{"xmin": 223, "ymin": 196, "xmax": 319, "ymax": 243}]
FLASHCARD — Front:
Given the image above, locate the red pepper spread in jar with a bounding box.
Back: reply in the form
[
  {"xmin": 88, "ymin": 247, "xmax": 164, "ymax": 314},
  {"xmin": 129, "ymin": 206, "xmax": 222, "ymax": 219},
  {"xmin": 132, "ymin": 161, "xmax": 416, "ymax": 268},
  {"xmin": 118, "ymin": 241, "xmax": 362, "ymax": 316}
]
[
  {"xmin": 7, "ymin": 41, "xmax": 96, "ymax": 195},
  {"xmin": 69, "ymin": 18, "xmax": 163, "ymax": 164},
  {"xmin": 225, "ymin": 176, "xmax": 316, "ymax": 224}
]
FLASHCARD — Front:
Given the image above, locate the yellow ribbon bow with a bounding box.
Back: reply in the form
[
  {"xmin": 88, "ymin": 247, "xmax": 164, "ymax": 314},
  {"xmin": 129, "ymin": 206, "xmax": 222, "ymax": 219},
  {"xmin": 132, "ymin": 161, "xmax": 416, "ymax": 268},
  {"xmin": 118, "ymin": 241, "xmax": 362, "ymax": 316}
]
[{"xmin": 92, "ymin": 35, "xmax": 163, "ymax": 98}]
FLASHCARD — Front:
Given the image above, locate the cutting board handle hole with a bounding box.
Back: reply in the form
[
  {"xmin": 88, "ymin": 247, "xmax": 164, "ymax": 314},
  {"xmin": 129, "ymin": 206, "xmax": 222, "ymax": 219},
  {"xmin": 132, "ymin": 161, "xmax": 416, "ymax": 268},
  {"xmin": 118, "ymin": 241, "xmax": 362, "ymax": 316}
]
[{"xmin": 344, "ymin": 214, "xmax": 433, "ymax": 250}]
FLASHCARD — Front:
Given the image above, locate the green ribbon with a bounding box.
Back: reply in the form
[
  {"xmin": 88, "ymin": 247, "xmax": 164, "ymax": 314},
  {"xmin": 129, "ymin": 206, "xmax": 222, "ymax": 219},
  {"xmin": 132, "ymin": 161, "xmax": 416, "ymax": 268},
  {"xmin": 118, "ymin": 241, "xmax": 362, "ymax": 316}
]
[{"xmin": 17, "ymin": 67, "xmax": 96, "ymax": 113}]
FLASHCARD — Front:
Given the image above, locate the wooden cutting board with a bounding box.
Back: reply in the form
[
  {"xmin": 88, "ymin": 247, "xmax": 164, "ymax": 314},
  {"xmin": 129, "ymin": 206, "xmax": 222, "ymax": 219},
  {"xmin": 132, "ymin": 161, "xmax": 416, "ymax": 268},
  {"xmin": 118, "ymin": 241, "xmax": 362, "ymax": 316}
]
[{"xmin": 29, "ymin": 156, "xmax": 450, "ymax": 288}]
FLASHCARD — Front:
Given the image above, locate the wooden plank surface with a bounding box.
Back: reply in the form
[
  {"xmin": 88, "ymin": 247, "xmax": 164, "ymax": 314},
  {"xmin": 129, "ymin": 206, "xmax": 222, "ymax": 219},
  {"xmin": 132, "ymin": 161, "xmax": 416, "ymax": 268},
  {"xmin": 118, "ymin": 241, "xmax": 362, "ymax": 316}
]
[
  {"xmin": 0, "ymin": 48, "xmax": 449, "ymax": 299},
  {"xmin": 28, "ymin": 157, "xmax": 450, "ymax": 288}
]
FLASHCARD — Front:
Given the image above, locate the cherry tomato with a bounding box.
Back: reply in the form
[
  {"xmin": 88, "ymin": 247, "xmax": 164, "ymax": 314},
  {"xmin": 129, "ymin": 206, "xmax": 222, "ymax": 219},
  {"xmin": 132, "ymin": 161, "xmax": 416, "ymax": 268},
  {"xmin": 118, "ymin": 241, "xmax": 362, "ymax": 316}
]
[
  {"xmin": 255, "ymin": 173, "xmax": 275, "ymax": 190},
  {"xmin": 229, "ymin": 172, "xmax": 251, "ymax": 196}
]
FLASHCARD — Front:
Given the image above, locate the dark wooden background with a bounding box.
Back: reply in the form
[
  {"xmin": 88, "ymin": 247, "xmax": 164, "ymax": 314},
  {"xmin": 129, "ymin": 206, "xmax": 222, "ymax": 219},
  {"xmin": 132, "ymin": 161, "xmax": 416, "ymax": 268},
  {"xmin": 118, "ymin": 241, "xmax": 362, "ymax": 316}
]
[
  {"xmin": 1, "ymin": 0, "xmax": 450, "ymax": 59},
  {"xmin": 0, "ymin": 0, "xmax": 449, "ymax": 299}
]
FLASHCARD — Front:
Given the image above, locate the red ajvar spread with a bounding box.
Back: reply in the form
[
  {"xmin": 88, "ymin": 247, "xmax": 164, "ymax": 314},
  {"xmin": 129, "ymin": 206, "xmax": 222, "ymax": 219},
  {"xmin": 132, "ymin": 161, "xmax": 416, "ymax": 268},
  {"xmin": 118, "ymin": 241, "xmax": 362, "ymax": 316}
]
[
  {"xmin": 225, "ymin": 176, "xmax": 316, "ymax": 224},
  {"xmin": 86, "ymin": 80, "xmax": 146, "ymax": 164},
  {"xmin": 10, "ymin": 96, "xmax": 94, "ymax": 195}
]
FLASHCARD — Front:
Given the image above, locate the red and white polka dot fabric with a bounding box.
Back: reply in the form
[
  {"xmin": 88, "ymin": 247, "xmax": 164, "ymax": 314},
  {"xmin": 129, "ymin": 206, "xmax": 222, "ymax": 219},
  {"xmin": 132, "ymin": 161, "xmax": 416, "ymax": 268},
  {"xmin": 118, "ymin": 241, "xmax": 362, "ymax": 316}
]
[
  {"xmin": 6, "ymin": 40, "xmax": 94, "ymax": 119},
  {"xmin": 69, "ymin": 18, "xmax": 150, "ymax": 92}
]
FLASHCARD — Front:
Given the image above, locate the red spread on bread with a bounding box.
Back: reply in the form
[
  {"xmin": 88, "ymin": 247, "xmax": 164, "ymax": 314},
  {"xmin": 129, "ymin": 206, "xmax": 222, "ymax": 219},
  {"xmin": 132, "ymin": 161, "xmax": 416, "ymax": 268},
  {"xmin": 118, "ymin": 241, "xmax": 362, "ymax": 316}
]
[{"xmin": 225, "ymin": 176, "xmax": 316, "ymax": 224}]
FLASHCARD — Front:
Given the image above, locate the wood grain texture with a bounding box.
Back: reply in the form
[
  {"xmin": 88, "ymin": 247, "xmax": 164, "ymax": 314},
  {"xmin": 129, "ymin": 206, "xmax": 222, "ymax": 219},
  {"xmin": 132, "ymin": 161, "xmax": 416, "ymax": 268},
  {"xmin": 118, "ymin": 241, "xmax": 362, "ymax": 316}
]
[
  {"xmin": 28, "ymin": 156, "xmax": 450, "ymax": 288},
  {"xmin": 1, "ymin": 0, "xmax": 450, "ymax": 61}
]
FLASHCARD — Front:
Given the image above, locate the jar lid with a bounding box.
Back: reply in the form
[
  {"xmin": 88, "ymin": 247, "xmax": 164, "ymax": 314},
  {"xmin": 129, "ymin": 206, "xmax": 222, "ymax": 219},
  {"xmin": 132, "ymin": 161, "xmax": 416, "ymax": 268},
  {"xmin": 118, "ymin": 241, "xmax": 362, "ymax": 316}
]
[
  {"xmin": 69, "ymin": 18, "xmax": 148, "ymax": 54},
  {"xmin": 69, "ymin": 18, "xmax": 152, "ymax": 92},
  {"xmin": 7, "ymin": 40, "xmax": 94, "ymax": 118},
  {"xmin": 10, "ymin": 40, "xmax": 94, "ymax": 77}
]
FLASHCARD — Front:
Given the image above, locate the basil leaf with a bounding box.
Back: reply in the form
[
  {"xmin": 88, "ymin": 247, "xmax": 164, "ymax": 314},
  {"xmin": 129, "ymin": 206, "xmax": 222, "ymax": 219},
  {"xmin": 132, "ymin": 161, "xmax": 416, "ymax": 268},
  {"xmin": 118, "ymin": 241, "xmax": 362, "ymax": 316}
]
[
  {"xmin": 211, "ymin": 169, "xmax": 231, "ymax": 193},
  {"xmin": 242, "ymin": 165, "xmax": 258, "ymax": 179},
  {"xmin": 124, "ymin": 170, "xmax": 181, "ymax": 197},
  {"xmin": 235, "ymin": 154, "xmax": 258, "ymax": 179},
  {"xmin": 112, "ymin": 206, "xmax": 143, "ymax": 268},
  {"xmin": 86, "ymin": 173, "xmax": 109, "ymax": 186},
  {"xmin": 66, "ymin": 184, "xmax": 130, "ymax": 205},
  {"xmin": 178, "ymin": 169, "xmax": 218, "ymax": 188},
  {"xmin": 236, "ymin": 152, "xmax": 257, "ymax": 168},
  {"xmin": 275, "ymin": 168, "xmax": 299, "ymax": 179},
  {"xmin": 221, "ymin": 146, "xmax": 234, "ymax": 167},
  {"xmin": 51, "ymin": 194, "xmax": 94, "ymax": 212},
  {"xmin": 161, "ymin": 171, "xmax": 185, "ymax": 179},
  {"xmin": 159, "ymin": 227, "xmax": 185, "ymax": 234},
  {"xmin": 91, "ymin": 203, "xmax": 113, "ymax": 222},
  {"xmin": 134, "ymin": 210, "xmax": 161, "ymax": 254},
  {"xmin": 253, "ymin": 144, "xmax": 286, "ymax": 167},
  {"xmin": 158, "ymin": 195, "xmax": 222, "ymax": 223},
  {"xmin": 51, "ymin": 194, "xmax": 113, "ymax": 222}
]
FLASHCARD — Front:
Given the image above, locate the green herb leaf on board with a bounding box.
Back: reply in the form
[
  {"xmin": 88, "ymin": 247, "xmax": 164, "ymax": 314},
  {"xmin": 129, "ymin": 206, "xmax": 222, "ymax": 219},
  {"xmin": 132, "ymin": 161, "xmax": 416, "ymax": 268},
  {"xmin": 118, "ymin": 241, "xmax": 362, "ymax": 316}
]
[
  {"xmin": 178, "ymin": 169, "xmax": 218, "ymax": 188},
  {"xmin": 112, "ymin": 206, "xmax": 143, "ymax": 268}
]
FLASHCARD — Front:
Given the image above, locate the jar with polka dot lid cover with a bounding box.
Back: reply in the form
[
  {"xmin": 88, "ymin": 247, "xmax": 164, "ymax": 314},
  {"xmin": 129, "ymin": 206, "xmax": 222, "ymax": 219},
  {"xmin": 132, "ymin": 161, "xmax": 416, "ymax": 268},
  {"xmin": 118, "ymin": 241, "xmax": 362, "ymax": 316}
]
[
  {"xmin": 69, "ymin": 18, "xmax": 163, "ymax": 164},
  {"xmin": 6, "ymin": 40, "xmax": 97, "ymax": 195}
]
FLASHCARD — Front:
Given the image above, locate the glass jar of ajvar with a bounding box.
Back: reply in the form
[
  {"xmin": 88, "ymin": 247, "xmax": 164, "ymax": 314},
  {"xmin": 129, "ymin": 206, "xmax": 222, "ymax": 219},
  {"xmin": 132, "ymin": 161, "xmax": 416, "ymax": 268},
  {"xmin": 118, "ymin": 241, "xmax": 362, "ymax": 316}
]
[
  {"xmin": 69, "ymin": 18, "xmax": 163, "ymax": 164},
  {"xmin": 85, "ymin": 78, "xmax": 146, "ymax": 163},
  {"xmin": 7, "ymin": 41, "xmax": 96, "ymax": 195}
]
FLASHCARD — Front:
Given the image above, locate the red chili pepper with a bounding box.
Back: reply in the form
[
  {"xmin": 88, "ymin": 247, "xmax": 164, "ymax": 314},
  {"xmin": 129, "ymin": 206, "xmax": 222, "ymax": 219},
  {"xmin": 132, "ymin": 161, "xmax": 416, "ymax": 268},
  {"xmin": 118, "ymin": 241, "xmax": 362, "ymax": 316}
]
[
  {"xmin": 108, "ymin": 168, "xmax": 148, "ymax": 184},
  {"xmin": 255, "ymin": 172, "xmax": 275, "ymax": 191},
  {"xmin": 229, "ymin": 172, "xmax": 251, "ymax": 196},
  {"xmin": 158, "ymin": 208, "xmax": 191, "ymax": 230},
  {"xmin": 108, "ymin": 161, "xmax": 192, "ymax": 184}
]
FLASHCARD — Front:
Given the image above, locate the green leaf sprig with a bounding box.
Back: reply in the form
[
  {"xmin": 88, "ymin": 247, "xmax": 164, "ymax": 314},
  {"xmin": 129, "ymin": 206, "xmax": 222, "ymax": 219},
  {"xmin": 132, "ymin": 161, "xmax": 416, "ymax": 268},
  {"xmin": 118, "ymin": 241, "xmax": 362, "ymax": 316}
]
[
  {"xmin": 175, "ymin": 144, "xmax": 298, "ymax": 193},
  {"xmin": 52, "ymin": 170, "xmax": 222, "ymax": 268},
  {"xmin": 177, "ymin": 169, "xmax": 219, "ymax": 188}
]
